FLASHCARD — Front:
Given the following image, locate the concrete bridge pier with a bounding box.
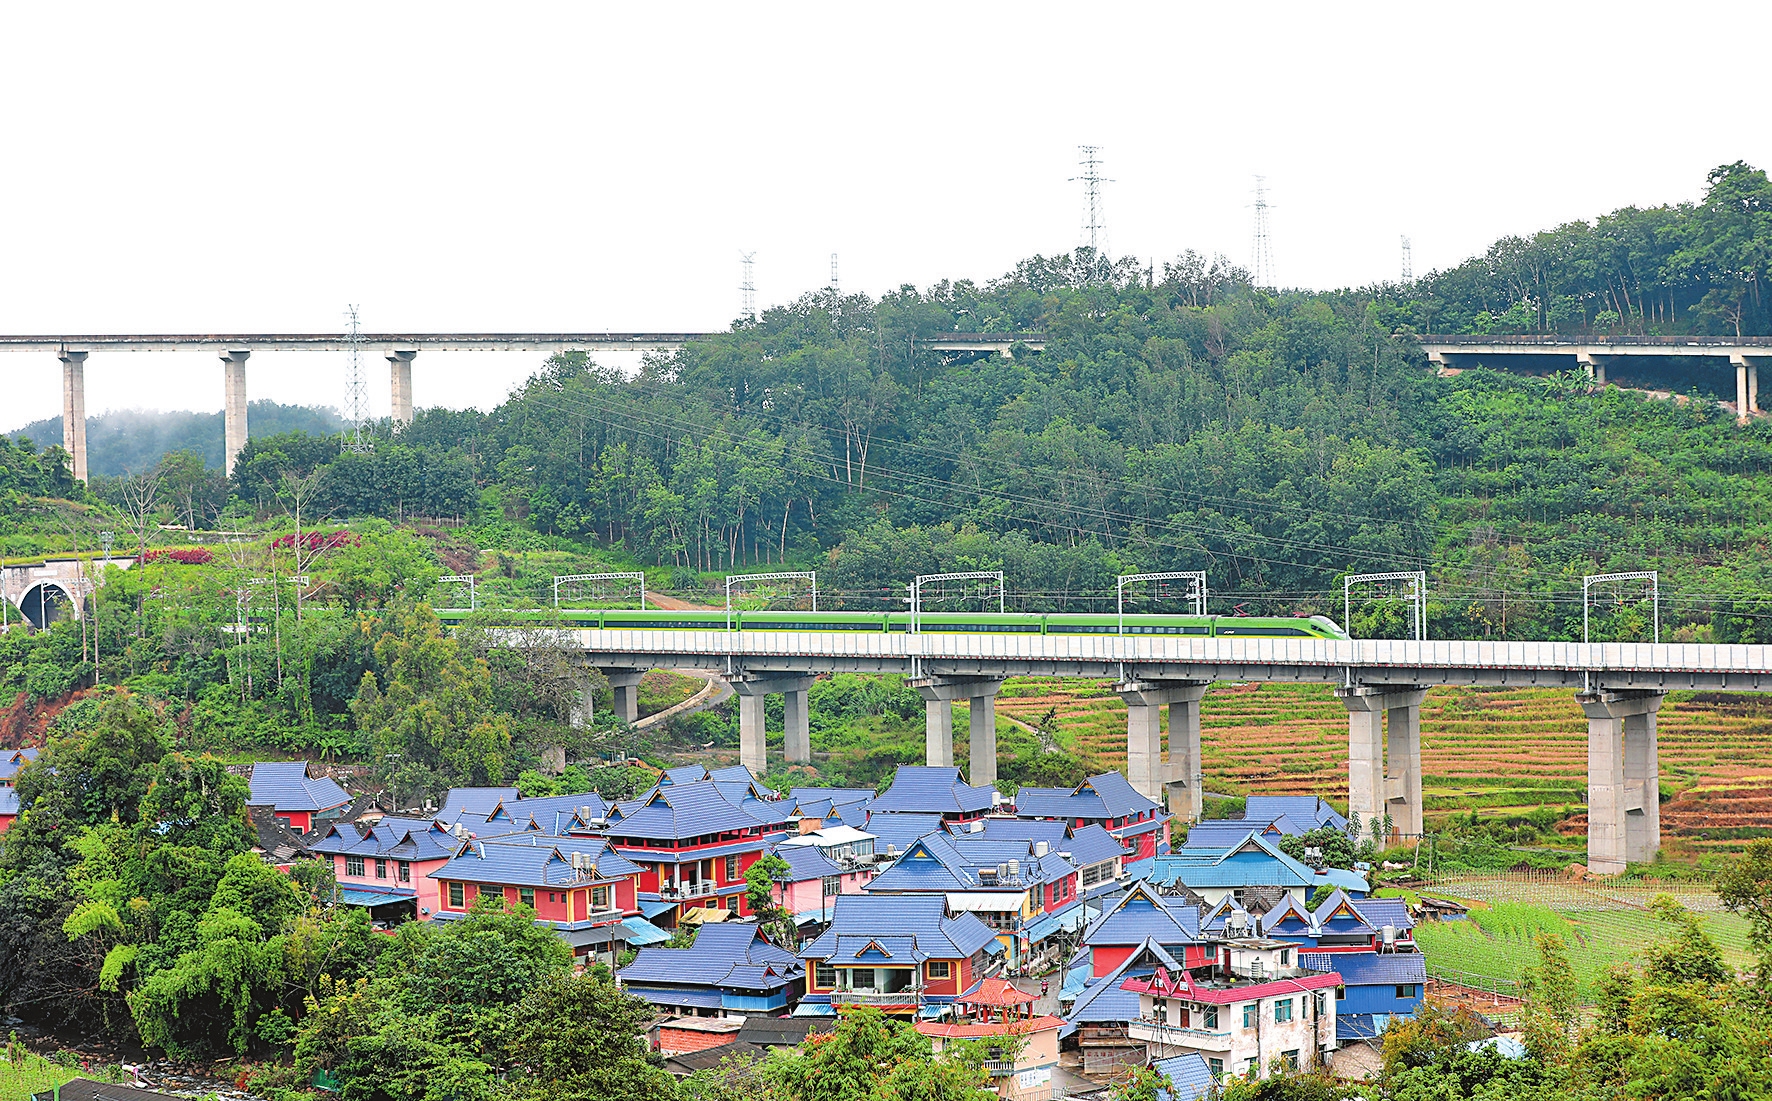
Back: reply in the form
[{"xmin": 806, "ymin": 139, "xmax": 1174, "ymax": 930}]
[
  {"xmin": 58, "ymin": 350, "xmax": 89, "ymax": 483},
  {"xmin": 913, "ymin": 677, "xmax": 1003, "ymax": 784},
  {"xmin": 1117, "ymin": 680, "xmax": 1209, "ymax": 815},
  {"xmin": 1579, "ymin": 689, "xmax": 1664, "ymax": 874},
  {"xmin": 730, "ymin": 674, "xmax": 816, "ymax": 776},
  {"xmin": 1732, "ymin": 353, "xmax": 1767, "ymax": 421},
  {"xmin": 220, "ymin": 348, "xmax": 251, "ymax": 477},
  {"xmin": 1337, "ymin": 686, "xmax": 1427, "ymax": 846},
  {"xmin": 388, "ymin": 348, "xmax": 418, "ymax": 425},
  {"xmin": 600, "ymin": 668, "xmax": 646, "ymax": 724},
  {"xmin": 1575, "ymin": 351, "xmax": 1612, "ymax": 387}
]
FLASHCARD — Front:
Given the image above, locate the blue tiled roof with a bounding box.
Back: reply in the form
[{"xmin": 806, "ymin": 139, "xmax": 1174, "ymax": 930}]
[
  {"xmin": 771, "ymin": 843, "xmax": 845, "ymax": 881},
  {"xmin": 1147, "ymin": 832, "xmax": 1318, "ymax": 890},
  {"xmin": 439, "ymin": 787, "xmax": 522, "ymax": 820},
  {"xmin": 310, "ymin": 817, "xmax": 457, "ymax": 862},
  {"xmin": 1336, "ymin": 1013, "xmax": 1386, "ymax": 1040},
  {"xmin": 1308, "ymin": 890, "xmax": 1374, "ymax": 935},
  {"xmin": 428, "ymin": 837, "xmax": 636, "ymax": 887},
  {"xmin": 661, "ymin": 766, "xmax": 710, "ymax": 785},
  {"xmin": 1064, "ymin": 824, "xmax": 1132, "ymax": 868},
  {"xmin": 1062, "ymin": 939, "xmax": 1173, "ymax": 1031},
  {"xmin": 1181, "ymin": 820, "xmax": 1284, "ymax": 849},
  {"xmin": 1079, "ymin": 881, "xmax": 1201, "ymax": 946},
  {"xmin": 868, "ymin": 767, "xmax": 997, "ymax": 816},
  {"xmin": 800, "ymin": 894, "xmax": 997, "ymax": 964},
  {"xmin": 1243, "ymin": 796, "xmax": 1347, "ymax": 831},
  {"xmin": 1301, "ymin": 951, "xmax": 1425, "ymax": 986},
  {"xmin": 608, "ymin": 779, "xmax": 789, "ymax": 839},
  {"xmin": 0, "ymin": 748, "xmax": 40, "ymax": 784},
  {"xmin": 472, "ymin": 832, "xmax": 643, "ymax": 877},
  {"xmin": 0, "ymin": 787, "xmax": 19, "ymax": 816},
  {"xmin": 1015, "ymin": 772, "xmax": 1159, "ymax": 821},
  {"xmin": 618, "ymin": 923, "xmax": 802, "ymax": 992},
  {"xmin": 1153, "ymin": 1053, "xmax": 1216, "ymax": 1101},
  {"xmin": 620, "ymin": 916, "xmax": 672, "ymax": 945},
  {"xmin": 247, "ymin": 761, "xmax": 351, "ymax": 813},
  {"xmin": 864, "ymin": 812, "xmax": 946, "ymax": 852},
  {"xmin": 499, "ymin": 792, "xmax": 609, "ymax": 832},
  {"xmin": 948, "ymin": 817, "xmax": 1067, "ymax": 844},
  {"xmin": 865, "ymin": 832, "xmax": 1079, "ymax": 894}
]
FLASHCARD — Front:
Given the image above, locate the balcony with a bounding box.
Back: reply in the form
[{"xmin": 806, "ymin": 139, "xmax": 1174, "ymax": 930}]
[
  {"xmin": 981, "ymin": 1060, "xmax": 1018, "ymax": 1077},
  {"xmin": 828, "ymin": 987, "xmax": 923, "ymax": 1007},
  {"xmin": 658, "ymin": 881, "xmax": 719, "ymax": 900},
  {"xmin": 1128, "ymin": 1020, "xmax": 1233, "ymax": 1050}
]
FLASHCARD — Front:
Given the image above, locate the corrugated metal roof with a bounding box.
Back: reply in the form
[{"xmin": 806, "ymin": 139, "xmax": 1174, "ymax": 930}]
[
  {"xmin": 864, "ymin": 812, "xmax": 946, "ymax": 852},
  {"xmin": 620, "ymin": 916, "xmax": 672, "ymax": 945},
  {"xmin": 618, "ymin": 923, "xmax": 802, "ymax": 990},
  {"xmin": 1079, "ymin": 881, "xmax": 1201, "ymax": 946},
  {"xmin": 1015, "ymin": 772, "xmax": 1159, "ymax": 821},
  {"xmin": 1153, "ymin": 1053, "xmax": 1217, "ymax": 1101},
  {"xmin": 1302, "ymin": 951, "xmax": 1425, "ymax": 985},
  {"xmin": 1244, "ymin": 796, "xmax": 1347, "ymax": 831},
  {"xmin": 799, "ymin": 893, "xmax": 997, "ymax": 963}
]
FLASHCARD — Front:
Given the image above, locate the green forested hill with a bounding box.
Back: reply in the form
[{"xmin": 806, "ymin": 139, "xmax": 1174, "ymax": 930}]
[{"xmin": 10, "ymin": 400, "xmax": 344, "ymax": 476}]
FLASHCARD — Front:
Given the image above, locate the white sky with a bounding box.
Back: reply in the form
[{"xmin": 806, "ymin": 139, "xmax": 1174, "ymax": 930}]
[{"xmin": 3, "ymin": 1, "xmax": 1767, "ymax": 431}]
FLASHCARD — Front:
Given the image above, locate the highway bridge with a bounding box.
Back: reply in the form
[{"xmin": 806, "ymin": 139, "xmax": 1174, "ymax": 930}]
[
  {"xmin": 499, "ymin": 625, "xmax": 1772, "ymax": 875},
  {"xmin": 3, "ymin": 330, "xmax": 1046, "ymax": 482}
]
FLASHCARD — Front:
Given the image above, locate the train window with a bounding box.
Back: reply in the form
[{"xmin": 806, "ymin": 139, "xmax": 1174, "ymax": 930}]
[{"xmin": 1216, "ymin": 626, "xmax": 1309, "ymax": 637}]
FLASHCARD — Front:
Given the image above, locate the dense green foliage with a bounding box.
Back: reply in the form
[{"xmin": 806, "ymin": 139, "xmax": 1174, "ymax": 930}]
[{"xmin": 11, "ymin": 402, "xmax": 344, "ymax": 478}]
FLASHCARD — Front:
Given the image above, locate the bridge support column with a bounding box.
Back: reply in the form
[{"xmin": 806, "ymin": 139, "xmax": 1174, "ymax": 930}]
[
  {"xmin": 601, "ymin": 669, "xmax": 645, "ymax": 724},
  {"xmin": 388, "ymin": 348, "xmax": 417, "ymax": 426},
  {"xmin": 1337, "ymin": 686, "xmax": 1427, "ymax": 846},
  {"xmin": 913, "ymin": 677, "xmax": 1002, "ymax": 782},
  {"xmin": 1576, "ymin": 351, "xmax": 1607, "ymax": 387},
  {"xmin": 58, "ymin": 350, "xmax": 89, "ymax": 483},
  {"xmin": 220, "ymin": 348, "xmax": 251, "ymax": 477},
  {"xmin": 730, "ymin": 674, "xmax": 816, "ymax": 777},
  {"xmin": 1579, "ymin": 689, "xmax": 1664, "ymax": 874},
  {"xmin": 1118, "ymin": 681, "xmax": 1209, "ymax": 811}
]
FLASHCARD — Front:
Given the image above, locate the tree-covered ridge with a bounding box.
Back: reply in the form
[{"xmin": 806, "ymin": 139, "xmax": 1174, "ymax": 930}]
[{"xmin": 9, "ymin": 402, "xmax": 345, "ymax": 478}]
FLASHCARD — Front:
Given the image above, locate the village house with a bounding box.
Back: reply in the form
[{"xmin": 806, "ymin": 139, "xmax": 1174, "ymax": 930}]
[
  {"xmin": 603, "ymin": 777, "xmax": 795, "ymax": 923},
  {"xmin": 619, "ymin": 921, "xmax": 804, "ymax": 1020},
  {"xmin": 768, "ymin": 840, "xmax": 875, "ymax": 928},
  {"xmin": 429, "ymin": 834, "xmax": 661, "ymax": 965},
  {"xmin": 1301, "ymin": 949, "xmax": 1425, "ymax": 1042},
  {"xmin": 916, "ymin": 978, "xmax": 1065, "ymax": 1100},
  {"xmin": 1014, "ymin": 772, "xmax": 1170, "ymax": 870},
  {"xmin": 948, "ymin": 818, "xmax": 1132, "ymax": 900},
  {"xmin": 1062, "ymin": 939, "xmax": 1183, "ymax": 1077},
  {"xmin": 1121, "ymin": 941, "xmax": 1342, "ymax": 1082},
  {"xmin": 862, "ymin": 829, "xmax": 1082, "ymax": 973},
  {"xmin": 308, "ymin": 815, "xmax": 456, "ymax": 922},
  {"xmin": 863, "ymin": 812, "xmax": 948, "ymax": 861},
  {"xmin": 246, "ymin": 761, "xmax": 351, "ymax": 832},
  {"xmin": 1146, "ymin": 832, "xmax": 1324, "ymax": 908},
  {"xmin": 787, "ymin": 787, "xmax": 876, "ymax": 829},
  {"xmin": 798, "ymin": 894, "xmax": 1002, "ymax": 1016},
  {"xmin": 1073, "ymin": 880, "xmax": 1210, "ymax": 980},
  {"xmin": 1243, "ymin": 797, "xmax": 1348, "ymax": 833}
]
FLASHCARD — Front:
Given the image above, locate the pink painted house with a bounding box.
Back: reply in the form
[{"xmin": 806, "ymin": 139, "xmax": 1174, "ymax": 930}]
[
  {"xmin": 769, "ymin": 830, "xmax": 877, "ymax": 926},
  {"xmin": 308, "ymin": 816, "xmax": 457, "ymax": 923}
]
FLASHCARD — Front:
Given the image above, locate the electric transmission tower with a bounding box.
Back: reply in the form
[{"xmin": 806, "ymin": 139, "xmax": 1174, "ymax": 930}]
[
  {"xmin": 1071, "ymin": 146, "xmax": 1112, "ymax": 278},
  {"xmin": 829, "ymin": 253, "xmax": 840, "ymax": 296},
  {"xmin": 343, "ymin": 304, "xmax": 371, "ymax": 452},
  {"xmin": 739, "ymin": 252, "xmax": 757, "ymax": 322},
  {"xmin": 1250, "ymin": 176, "xmax": 1276, "ymax": 288},
  {"xmin": 1400, "ymin": 235, "xmax": 1413, "ymax": 282}
]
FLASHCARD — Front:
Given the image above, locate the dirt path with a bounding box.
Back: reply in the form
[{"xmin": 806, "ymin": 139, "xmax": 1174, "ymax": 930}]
[
  {"xmin": 635, "ymin": 671, "xmax": 732, "ymax": 730},
  {"xmin": 645, "ymin": 591, "xmax": 718, "ymax": 611}
]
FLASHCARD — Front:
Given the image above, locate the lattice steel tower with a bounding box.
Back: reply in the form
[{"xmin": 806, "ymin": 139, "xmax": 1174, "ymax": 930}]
[
  {"xmin": 1251, "ymin": 176, "xmax": 1276, "ymax": 288},
  {"xmin": 1071, "ymin": 146, "xmax": 1112, "ymax": 275},
  {"xmin": 739, "ymin": 252, "xmax": 757, "ymax": 321},
  {"xmin": 343, "ymin": 304, "xmax": 371, "ymax": 452},
  {"xmin": 1400, "ymin": 235, "xmax": 1413, "ymax": 282}
]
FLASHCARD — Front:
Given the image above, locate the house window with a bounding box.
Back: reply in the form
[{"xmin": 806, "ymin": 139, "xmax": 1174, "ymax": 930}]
[
  {"xmin": 724, "ymin": 855, "xmax": 740, "ymax": 881},
  {"xmin": 1396, "ymin": 984, "xmax": 1417, "ymax": 1000},
  {"xmin": 1208, "ymin": 1058, "xmax": 1224, "ymax": 1078},
  {"xmin": 1281, "ymin": 1049, "xmax": 1299, "ymax": 1071},
  {"xmin": 1280, "ymin": 948, "xmax": 1290, "ymax": 966},
  {"xmin": 592, "ymin": 885, "xmax": 611, "ymax": 910},
  {"xmin": 481, "ymin": 885, "xmax": 505, "ymax": 904},
  {"xmin": 1275, "ymin": 998, "xmax": 1294, "ymax": 1023},
  {"xmin": 816, "ymin": 963, "xmax": 837, "ymax": 989},
  {"xmin": 374, "ymin": 859, "xmax": 388, "ymax": 880},
  {"xmin": 345, "ymin": 856, "xmax": 365, "ymax": 877},
  {"xmin": 448, "ymin": 882, "xmax": 464, "ymax": 908},
  {"xmin": 519, "ymin": 887, "xmax": 535, "ymax": 908},
  {"xmin": 1204, "ymin": 1006, "xmax": 1219, "ymax": 1029},
  {"xmin": 927, "ymin": 961, "xmax": 951, "ymax": 980},
  {"xmin": 726, "ymin": 893, "xmax": 740, "ymax": 912},
  {"xmin": 822, "ymin": 876, "xmax": 842, "ymax": 896},
  {"xmin": 1242, "ymin": 1004, "xmax": 1256, "ymax": 1029},
  {"xmin": 397, "ymin": 861, "xmax": 411, "ymax": 883}
]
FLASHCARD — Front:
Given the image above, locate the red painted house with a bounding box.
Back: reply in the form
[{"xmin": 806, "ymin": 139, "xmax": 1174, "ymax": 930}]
[
  {"xmin": 1013, "ymin": 772, "xmax": 1169, "ymax": 869},
  {"xmin": 246, "ymin": 761, "xmax": 351, "ymax": 833},
  {"xmin": 1075, "ymin": 879, "xmax": 1211, "ymax": 978},
  {"xmin": 603, "ymin": 777, "xmax": 795, "ymax": 924},
  {"xmin": 798, "ymin": 893, "xmax": 1003, "ymax": 1016}
]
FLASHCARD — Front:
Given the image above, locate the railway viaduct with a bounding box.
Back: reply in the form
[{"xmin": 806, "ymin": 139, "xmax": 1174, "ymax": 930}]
[
  {"xmin": 506, "ymin": 627, "xmax": 1772, "ymax": 875},
  {"xmin": 1, "ymin": 331, "xmax": 1044, "ymax": 483}
]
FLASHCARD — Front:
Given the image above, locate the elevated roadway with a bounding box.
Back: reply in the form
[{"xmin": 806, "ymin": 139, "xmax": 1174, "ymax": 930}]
[{"xmin": 511, "ymin": 626, "xmax": 1770, "ymax": 875}]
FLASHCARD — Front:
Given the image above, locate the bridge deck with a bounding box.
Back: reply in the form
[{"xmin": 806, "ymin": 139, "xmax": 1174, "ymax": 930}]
[{"xmin": 506, "ymin": 628, "xmax": 1772, "ymax": 692}]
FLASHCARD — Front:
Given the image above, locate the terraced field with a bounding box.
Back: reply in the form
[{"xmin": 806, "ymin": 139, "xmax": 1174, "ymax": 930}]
[{"xmin": 996, "ymin": 679, "xmax": 1772, "ymax": 846}]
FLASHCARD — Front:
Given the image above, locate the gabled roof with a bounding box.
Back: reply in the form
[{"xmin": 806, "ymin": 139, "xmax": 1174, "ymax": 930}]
[
  {"xmin": 1260, "ymin": 894, "xmax": 1316, "ymax": 935},
  {"xmin": 1181, "ymin": 819, "xmax": 1288, "ymax": 849},
  {"xmin": 867, "ymin": 767, "xmax": 997, "ymax": 816},
  {"xmin": 1300, "ymin": 951, "xmax": 1425, "ymax": 986},
  {"xmin": 865, "ymin": 832, "xmax": 1079, "ymax": 894},
  {"xmin": 863, "ymin": 812, "xmax": 946, "ymax": 852},
  {"xmin": 309, "ymin": 816, "xmax": 456, "ymax": 862},
  {"xmin": 1152, "ymin": 1053, "xmax": 1217, "ymax": 1101},
  {"xmin": 492, "ymin": 792, "xmax": 610, "ymax": 835},
  {"xmin": 947, "ymin": 817, "xmax": 1068, "ymax": 844},
  {"xmin": 438, "ymin": 787, "xmax": 522, "ymax": 821},
  {"xmin": 619, "ymin": 922, "xmax": 802, "ymax": 991},
  {"xmin": 1064, "ymin": 824, "xmax": 1132, "ymax": 868},
  {"xmin": 661, "ymin": 766, "xmax": 711, "ymax": 785},
  {"xmin": 0, "ymin": 747, "xmax": 41, "ymax": 784},
  {"xmin": 1147, "ymin": 832, "xmax": 1318, "ymax": 890},
  {"xmin": 1347, "ymin": 896, "xmax": 1414, "ymax": 932},
  {"xmin": 1014, "ymin": 771, "xmax": 1160, "ymax": 821},
  {"xmin": 770, "ymin": 842, "xmax": 845, "ymax": 881},
  {"xmin": 247, "ymin": 761, "xmax": 351, "ymax": 813},
  {"xmin": 428, "ymin": 835, "xmax": 639, "ymax": 888},
  {"xmin": 1243, "ymin": 796, "xmax": 1348, "ymax": 832},
  {"xmin": 609, "ymin": 779, "xmax": 787, "ymax": 840},
  {"xmin": 1079, "ymin": 880, "xmax": 1202, "ymax": 947},
  {"xmin": 799, "ymin": 894, "xmax": 997, "ymax": 963},
  {"xmin": 1063, "ymin": 939, "xmax": 1177, "ymax": 1028},
  {"xmin": 1309, "ymin": 890, "xmax": 1375, "ymax": 935},
  {"xmin": 472, "ymin": 832, "xmax": 643, "ymax": 877}
]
